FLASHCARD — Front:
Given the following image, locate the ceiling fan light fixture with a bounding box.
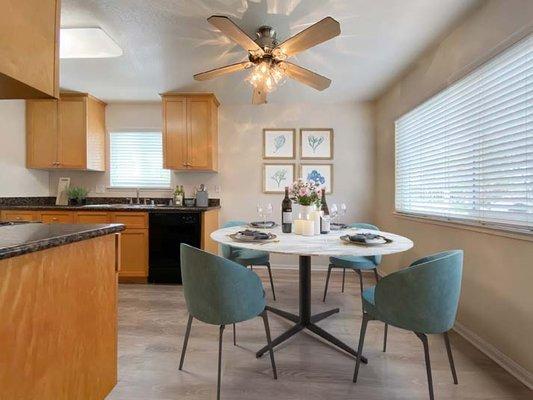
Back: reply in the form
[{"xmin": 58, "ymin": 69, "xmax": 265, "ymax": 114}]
[{"xmin": 246, "ymin": 61, "xmax": 286, "ymax": 93}]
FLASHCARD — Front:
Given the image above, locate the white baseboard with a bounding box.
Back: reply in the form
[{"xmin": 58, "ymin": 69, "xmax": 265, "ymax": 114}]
[{"xmin": 453, "ymin": 321, "xmax": 533, "ymax": 389}]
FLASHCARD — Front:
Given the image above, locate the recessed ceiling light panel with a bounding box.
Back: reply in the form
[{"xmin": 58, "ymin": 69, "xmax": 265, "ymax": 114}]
[{"xmin": 60, "ymin": 28, "xmax": 123, "ymax": 59}]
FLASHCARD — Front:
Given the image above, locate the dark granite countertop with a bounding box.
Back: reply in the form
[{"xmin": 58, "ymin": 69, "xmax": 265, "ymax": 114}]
[
  {"xmin": 0, "ymin": 223, "xmax": 125, "ymax": 260},
  {"xmin": 0, "ymin": 204, "xmax": 220, "ymax": 212}
]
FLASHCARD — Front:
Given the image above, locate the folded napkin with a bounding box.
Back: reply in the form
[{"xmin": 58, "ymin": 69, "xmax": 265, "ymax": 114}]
[
  {"xmin": 237, "ymin": 230, "xmax": 270, "ymax": 240},
  {"xmin": 250, "ymin": 221, "xmax": 276, "ymax": 228},
  {"xmin": 348, "ymin": 233, "xmax": 382, "ymax": 243}
]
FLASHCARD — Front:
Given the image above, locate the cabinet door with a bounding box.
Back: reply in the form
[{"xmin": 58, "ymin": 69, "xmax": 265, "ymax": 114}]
[
  {"xmin": 26, "ymin": 100, "xmax": 59, "ymax": 168},
  {"xmin": 119, "ymin": 229, "xmax": 148, "ymax": 278},
  {"xmin": 59, "ymin": 97, "xmax": 87, "ymax": 169},
  {"xmin": 0, "ymin": 0, "xmax": 60, "ymax": 98},
  {"xmin": 40, "ymin": 212, "xmax": 75, "ymax": 224},
  {"xmin": 187, "ymin": 98, "xmax": 211, "ymax": 170},
  {"xmin": 163, "ymin": 97, "xmax": 188, "ymax": 170}
]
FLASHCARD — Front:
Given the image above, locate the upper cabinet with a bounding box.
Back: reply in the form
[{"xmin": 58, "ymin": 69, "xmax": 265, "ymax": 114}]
[
  {"xmin": 0, "ymin": 0, "xmax": 61, "ymax": 99},
  {"xmin": 26, "ymin": 93, "xmax": 107, "ymax": 170},
  {"xmin": 161, "ymin": 93, "xmax": 219, "ymax": 172}
]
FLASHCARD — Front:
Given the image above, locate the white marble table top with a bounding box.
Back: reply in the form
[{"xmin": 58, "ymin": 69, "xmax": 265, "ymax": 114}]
[{"xmin": 211, "ymin": 226, "xmax": 413, "ymax": 257}]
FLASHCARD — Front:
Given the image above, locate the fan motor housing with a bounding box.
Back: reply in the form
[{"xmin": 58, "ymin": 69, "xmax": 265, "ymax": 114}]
[{"xmin": 255, "ymin": 25, "xmax": 278, "ymax": 51}]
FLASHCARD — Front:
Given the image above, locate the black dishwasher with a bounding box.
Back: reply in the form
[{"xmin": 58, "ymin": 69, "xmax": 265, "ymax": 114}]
[{"xmin": 149, "ymin": 213, "xmax": 200, "ymax": 284}]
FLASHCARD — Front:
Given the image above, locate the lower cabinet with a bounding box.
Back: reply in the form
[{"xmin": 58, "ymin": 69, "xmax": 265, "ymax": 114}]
[{"xmin": 0, "ymin": 208, "xmax": 219, "ymax": 283}]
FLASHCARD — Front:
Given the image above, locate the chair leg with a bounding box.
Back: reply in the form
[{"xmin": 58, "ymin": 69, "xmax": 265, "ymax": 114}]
[
  {"xmin": 217, "ymin": 325, "xmax": 225, "ymax": 400},
  {"xmin": 356, "ymin": 270, "xmax": 364, "ymax": 311},
  {"xmin": 353, "ymin": 313, "xmax": 370, "ymax": 383},
  {"xmin": 266, "ymin": 262, "xmax": 276, "ymax": 301},
  {"xmin": 415, "ymin": 332, "xmax": 435, "ymax": 400},
  {"xmin": 323, "ymin": 264, "xmax": 333, "ymax": 302},
  {"xmin": 233, "ymin": 323, "xmax": 236, "ymax": 346},
  {"xmin": 373, "ymin": 268, "xmax": 388, "ymax": 353},
  {"xmin": 261, "ymin": 310, "xmax": 278, "ymax": 379},
  {"xmin": 341, "ymin": 268, "xmax": 346, "ymax": 292},
  {"xmin": 443, "ymin": 331, "xmax": 458, "ymax": 384},
  {"xmin": 179, "ymin": 314, "xmax": 193, "ymax": 370}
]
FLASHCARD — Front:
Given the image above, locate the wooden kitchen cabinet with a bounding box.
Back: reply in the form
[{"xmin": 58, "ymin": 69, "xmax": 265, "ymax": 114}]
[
  {"xmin": 26, "ymin": 93, "xmax": 107, "ymax": 170},
  {"xmin": 161, "ymin": 93, "xmax": 219, "ymax": 171},
  {"xmin": 0, "ymin": 211, "xmax": 39, "ymax": 222},
  {"xmin": 0, "ymin": 0, "xmax": 60, "ymax": 99},
  {"xmin": 119, "ymin": 229, "xmax": 149, "ymax": 279},
  {"xmin": 40, "ymin": 212, "xmax": 75, "ymax": 224}
]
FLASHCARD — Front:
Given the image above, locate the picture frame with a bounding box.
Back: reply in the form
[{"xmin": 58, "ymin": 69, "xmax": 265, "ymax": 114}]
[
  {"xmin": 263, "ymin": 163, "xmax": 295, "ymax": 193},
  {"xmin": 263, "ymin": 129, "xmax": 296, "ymax": 159},
  {"xmin": 300, "ymin": 128, "xmax": 334, "ymax": 160},
  {"xmin": 300, "ymin": 164, "xmax": 333, "ymax": 194}
]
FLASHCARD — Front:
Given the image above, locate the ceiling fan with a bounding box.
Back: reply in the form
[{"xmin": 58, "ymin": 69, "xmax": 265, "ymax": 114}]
[{"xmin": 194, "ymin": 15, "xmax": 341, "ymax": 104}]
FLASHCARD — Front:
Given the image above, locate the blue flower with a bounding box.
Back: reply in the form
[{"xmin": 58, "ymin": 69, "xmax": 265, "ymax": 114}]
[{"xmin": 307, "ymin": 170, "xmax": 325, "ymax": 185}]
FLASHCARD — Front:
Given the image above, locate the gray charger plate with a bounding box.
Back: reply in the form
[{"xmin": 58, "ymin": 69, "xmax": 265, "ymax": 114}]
[
  {"xmin": 229, "ymin": 232, "xmax": 277, "ymax": 243},
  {"xmin": 340, "ymin": 234, "xmax": 392, "ymax": 246},
  {"xmin": 248, "ymin": 222, "xmax": 278, "ymax": 229}
]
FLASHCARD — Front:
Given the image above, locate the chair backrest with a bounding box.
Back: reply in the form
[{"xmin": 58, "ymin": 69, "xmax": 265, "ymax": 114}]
[
  {"xmin": 180, "ymin": 244, "xmax": 266, "ymax": 325},
  {"xmin": 220, "ymin": 220, "xmax": 247, "ymax": 259},
  {"xmin": 375, "ymin": 250, "xmax": 464, "ymax": 334},
  {"xmin": 348, "ymin": 222, "xmax": 382, "ymax": 265}
]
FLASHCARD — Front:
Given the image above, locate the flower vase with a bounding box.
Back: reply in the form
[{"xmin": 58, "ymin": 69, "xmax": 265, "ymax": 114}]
[{"xmin": 299, "ymin": 204, "xmax": 315, "ymax": 220}]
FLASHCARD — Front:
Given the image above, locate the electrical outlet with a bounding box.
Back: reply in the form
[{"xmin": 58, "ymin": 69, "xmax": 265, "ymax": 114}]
[
  {"xmin": 95, "ymin": 185, "xmax": 106, "ymax": 194},
  {"xmin": 214, "ymin": 185, "xmax": 221, "ymax": 193}
]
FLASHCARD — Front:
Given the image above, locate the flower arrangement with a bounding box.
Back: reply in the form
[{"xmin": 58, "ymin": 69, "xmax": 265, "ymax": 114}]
[{"xmin": 289, "ymin": 179, "xmax": 321, "ymax": 206}]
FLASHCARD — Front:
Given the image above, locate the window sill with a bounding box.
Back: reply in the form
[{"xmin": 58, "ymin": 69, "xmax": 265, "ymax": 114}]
[{"xmin": 393, "ymin": 212, "xmax": 533, "ymax": 243}]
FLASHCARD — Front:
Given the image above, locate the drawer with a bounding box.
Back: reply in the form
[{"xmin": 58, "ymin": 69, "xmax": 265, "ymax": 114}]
[
  {"xmin": 40, "ymin": 212, "xmax": 75, "ymax": 224},
  {"xmin": 76, "ymin": 212, "xmax": 110, "ymax": 224},
  {"xmin": 111, "ymin": 212, "xmax": 148, "ymax": 229},
  {"xmin": 1, "ymin": 211, "xmax": 37, "ymax": 222}
]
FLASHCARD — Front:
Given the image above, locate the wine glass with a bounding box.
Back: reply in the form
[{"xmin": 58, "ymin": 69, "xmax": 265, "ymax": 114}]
[
  {"xmin": 257, "ymin": 203, "xmax": 264, "ymax": 223},
  {"xmin": 330, "ymin": 203, "xmax": 338, "ymax": 224},
  {"xmin": 265, "ymin": 203, "xmax": 273, "ymax": 225},
  {"xmin": 341, "ymin": 203, "xmax": 347, "ymax": 219}
]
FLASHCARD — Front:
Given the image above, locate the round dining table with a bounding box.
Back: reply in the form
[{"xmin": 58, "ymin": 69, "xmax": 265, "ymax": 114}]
[{"xmin": 211, "ymin": 225, "xmax": 413, "ymax": 362}]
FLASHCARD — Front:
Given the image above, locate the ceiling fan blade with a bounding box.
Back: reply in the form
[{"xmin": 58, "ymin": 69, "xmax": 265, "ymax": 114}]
[
  {"xmin": 252, "ymin": 84, "xmax": 267, "ymax": 105},
  {"xmin": 194, "ymin": 61, "xmax": 252, "ymax": 81},
  {"xmin": 207, "ymin": 15, "xmax": 264, "ymax": 56},
  {"xmin": 281, "ymin": 62, "xmax": 331, "ymax": 91},
  {"xmin": 275, "ymin": 17, "xmax": 340, "ymax": 57}
]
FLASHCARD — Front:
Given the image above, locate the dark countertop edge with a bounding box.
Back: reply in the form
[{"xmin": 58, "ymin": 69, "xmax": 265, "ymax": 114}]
[
  {"xmin": 0, "ymin": 205, "xmax": 221, "ymax": 212},
  {"xmin": 0, "ymin": 224, "xmax": 125, "ymax": 261}
]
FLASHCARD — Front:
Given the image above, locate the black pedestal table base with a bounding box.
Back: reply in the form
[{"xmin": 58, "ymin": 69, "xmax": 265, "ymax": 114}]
[{"xmin": 256, "ymin": 255, "xmax": 368, "ymax": 364}]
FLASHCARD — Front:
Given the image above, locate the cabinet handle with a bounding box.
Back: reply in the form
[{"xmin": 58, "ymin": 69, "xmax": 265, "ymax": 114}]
[
  {"xmin": 16, "ymin": 216, "xmax": 21, "ymax": 220},
  {"xmin": 52, "ymin": 217, "xmax": 58, "ymax": 221}
]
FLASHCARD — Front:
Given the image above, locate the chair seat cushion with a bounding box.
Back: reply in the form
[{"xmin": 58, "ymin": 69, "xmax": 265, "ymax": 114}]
[
  {"xmin": 329, "ymin": 255, "xmax": 376, "ymax": 270},
  {"xmin": 232, "ymin": 248, "xmax": 269, "ymax": 266},
  {"xmin": 362, "ymin": 286, "xmax": 378, "ymax": 317}
]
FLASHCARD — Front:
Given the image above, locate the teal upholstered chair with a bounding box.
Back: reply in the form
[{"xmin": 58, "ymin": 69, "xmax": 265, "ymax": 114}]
[
  {"xmin": 178, "ymin": 244, "xmax": 277, "ymax": 400},
  {"xmin": 221, "ymin": 220, "xmax": 276, "ymax": 301},
  {"xmin": 353, "ymin": 250, "xmax": 463, "ymax": 400},
  {"xmin": 323, "ymin": 222, "xmax": 388, "ymax": 351}
]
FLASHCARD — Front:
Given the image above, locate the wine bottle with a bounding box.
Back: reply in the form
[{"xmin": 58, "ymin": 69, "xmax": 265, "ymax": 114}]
[
  {"xmin": 320, "ymin": 189, "xmax": 330, "ymax": 234},
  {"xmin": 281, "ymin": 187, "xmax": 292, "ymax": 233}
]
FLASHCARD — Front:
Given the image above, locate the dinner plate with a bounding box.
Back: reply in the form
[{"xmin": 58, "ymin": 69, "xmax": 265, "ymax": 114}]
[
  {"xmin": 340, "ymin": 234, "xmax": 392, "ymax": 246},
  {"xmin": 229, "ymin": 232, "xmax": 277, "ymax": 243},
  {"xmin": 330, "ymin": 223, "xmax": 348, "ymax": 230}
]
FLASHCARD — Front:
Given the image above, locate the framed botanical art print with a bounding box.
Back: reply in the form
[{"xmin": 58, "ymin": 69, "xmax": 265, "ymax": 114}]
[
  {"xmin": 263, "ymin": 129, "xmax": 296, "ymax": 159},
  {"xmin": 300, "ymin": 164, "xmax": 333, "ymax": 194},
  {"xmin": 263, "ymin": 164, "xmax": 295, "ymax": 193},
  {"xmin": 300, "ymin": 128, "xmax": 334, "ymax": 159}
]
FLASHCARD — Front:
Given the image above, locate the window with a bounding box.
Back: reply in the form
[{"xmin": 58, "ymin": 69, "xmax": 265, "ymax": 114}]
[
  {"xmin": 395, "ymin": 34, "xmax": 532, "ymax": 231},
  {"xmin": 109, "ymin": 132, "xmax": 170, "ymax": 188}
]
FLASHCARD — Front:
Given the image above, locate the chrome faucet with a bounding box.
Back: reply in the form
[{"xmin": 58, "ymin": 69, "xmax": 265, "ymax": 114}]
[{"xmin": 136, "ymin": 188, "xmax": 141, "ymax": 204}]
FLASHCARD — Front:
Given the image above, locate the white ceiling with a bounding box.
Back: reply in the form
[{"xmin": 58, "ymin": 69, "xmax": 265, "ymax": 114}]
[{"xmin": 60, "ymin": 0, "xmax": 479, "ymax": 104}]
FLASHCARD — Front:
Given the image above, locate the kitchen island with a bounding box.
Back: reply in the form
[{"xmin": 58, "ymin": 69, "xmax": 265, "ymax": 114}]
[{"xmin": 0, "ymin": 223, "xmax": 124, "ymax": 400}]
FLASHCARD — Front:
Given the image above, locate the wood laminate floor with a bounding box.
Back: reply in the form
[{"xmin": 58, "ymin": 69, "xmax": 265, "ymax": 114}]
[{"xmin": 107, "ymin": 269, "xmax": 530, "ymax": 400}]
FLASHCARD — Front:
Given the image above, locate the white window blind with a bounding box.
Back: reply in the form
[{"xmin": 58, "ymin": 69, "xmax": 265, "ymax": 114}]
[
  {"xmin": 110, "ymin": 132, "xmax": 171, "ymax": 188},
  {"xmin": 395, "ymin": 34, "xmax": 532, "ymax": 231}
]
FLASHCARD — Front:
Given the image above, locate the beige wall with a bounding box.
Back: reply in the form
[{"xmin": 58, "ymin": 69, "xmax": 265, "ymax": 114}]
[
  {"xmin": 50, "ymin": 100, "xmax": 376, "ymax": 267},
  {"xmin": 0, "ymin": 101, "xmax": 50, "ymax": 196},
  {"xmin": 374, "ymin": 0, "xmax": 533, "ymax": 381}
]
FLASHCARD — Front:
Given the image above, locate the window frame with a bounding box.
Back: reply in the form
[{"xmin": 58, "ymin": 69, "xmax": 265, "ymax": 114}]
[
  {"xmin": 108, "ymin": 130, "xmax": 171, "ymax": 190},
  {"xmin": 393, "ymin": 33, "xmax": 532, "ymax": 236}
]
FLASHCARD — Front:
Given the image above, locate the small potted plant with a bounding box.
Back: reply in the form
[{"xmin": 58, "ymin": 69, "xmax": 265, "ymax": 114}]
[
  {"xmin": 289, "ymin": 179, "xmax": 321, "ymax": 219},
  {"xmin": 67, "ymin": 186, "xmax": 89, "ymax": 206}
]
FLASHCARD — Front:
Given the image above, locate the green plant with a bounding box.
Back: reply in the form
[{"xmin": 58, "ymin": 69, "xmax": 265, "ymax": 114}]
[{"xmin": 66, "ymin": 186, "xmax": 89, "ymax": 202}]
